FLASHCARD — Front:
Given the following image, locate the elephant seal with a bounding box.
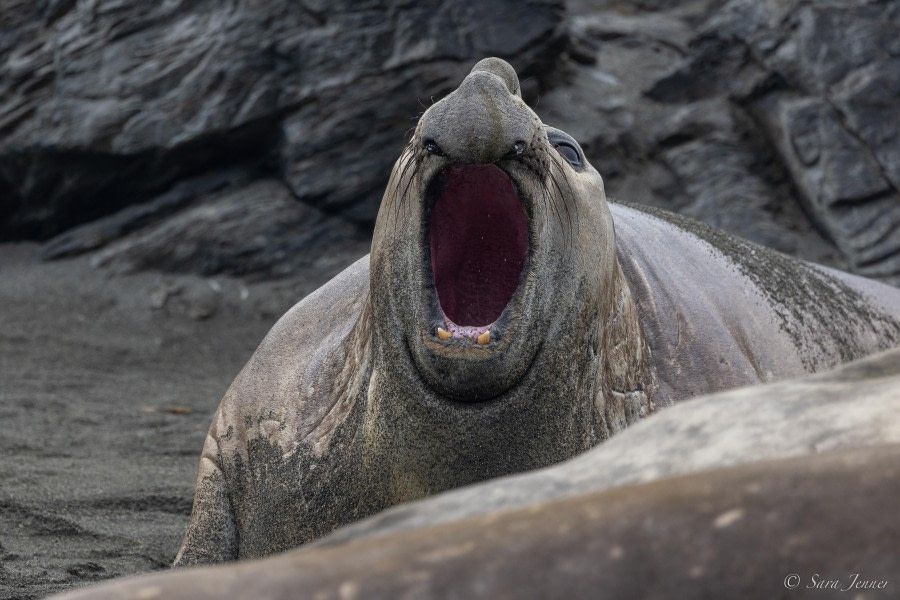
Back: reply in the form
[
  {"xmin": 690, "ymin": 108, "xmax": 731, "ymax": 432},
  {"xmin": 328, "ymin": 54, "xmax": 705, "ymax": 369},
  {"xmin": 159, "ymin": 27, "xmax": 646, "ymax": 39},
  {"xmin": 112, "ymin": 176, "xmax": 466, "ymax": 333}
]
[
  {"xmin": 54, "ymin": 443, "xmax": 900, "ymax": 599},
  {"xmin": 173, "ymin": 57, "xmax": 900, "ymax": 565}
]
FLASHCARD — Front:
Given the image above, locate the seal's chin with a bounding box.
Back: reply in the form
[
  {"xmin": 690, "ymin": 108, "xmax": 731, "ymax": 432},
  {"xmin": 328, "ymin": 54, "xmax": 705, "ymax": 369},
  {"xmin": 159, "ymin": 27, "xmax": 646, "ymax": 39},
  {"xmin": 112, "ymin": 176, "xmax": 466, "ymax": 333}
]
[{"xmin": 426, "ymin": 164, "xmax": 529, "ymax": 346}]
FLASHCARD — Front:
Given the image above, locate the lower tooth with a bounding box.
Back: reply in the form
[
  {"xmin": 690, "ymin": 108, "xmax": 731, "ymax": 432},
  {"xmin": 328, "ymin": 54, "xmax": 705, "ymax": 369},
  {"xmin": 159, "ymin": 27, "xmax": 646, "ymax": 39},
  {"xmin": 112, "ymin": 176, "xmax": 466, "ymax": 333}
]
[
  {"xmin": 476, "ymin": 330, "xmax": 491, "ymax": 345},
  {"xmin": 437, "ymin": 327, "xmax": 452, "ymax": 341}
]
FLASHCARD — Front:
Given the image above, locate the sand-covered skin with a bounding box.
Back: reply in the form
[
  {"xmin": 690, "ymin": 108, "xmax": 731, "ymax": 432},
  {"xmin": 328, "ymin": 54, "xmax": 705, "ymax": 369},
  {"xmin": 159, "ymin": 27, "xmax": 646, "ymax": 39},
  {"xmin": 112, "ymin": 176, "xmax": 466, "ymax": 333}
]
[{"xmin": 0, "ymin": 244, "xmax": 350, "ymax": 599}]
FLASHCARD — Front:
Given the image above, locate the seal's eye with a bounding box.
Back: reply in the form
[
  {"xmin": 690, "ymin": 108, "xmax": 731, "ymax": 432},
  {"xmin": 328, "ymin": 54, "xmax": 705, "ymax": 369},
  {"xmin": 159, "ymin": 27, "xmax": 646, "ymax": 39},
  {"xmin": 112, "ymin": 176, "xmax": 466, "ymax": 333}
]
[
  {"xmin": 546, "ymin": 127, "xmax": 585, "ymax": 171},
  {"xmin": 553, "ymin": 142, "xmax": 581, "ymax": 166},
  {"xmin": 423, "ymin": 139, "xmax": 445, "ymax": 157}
]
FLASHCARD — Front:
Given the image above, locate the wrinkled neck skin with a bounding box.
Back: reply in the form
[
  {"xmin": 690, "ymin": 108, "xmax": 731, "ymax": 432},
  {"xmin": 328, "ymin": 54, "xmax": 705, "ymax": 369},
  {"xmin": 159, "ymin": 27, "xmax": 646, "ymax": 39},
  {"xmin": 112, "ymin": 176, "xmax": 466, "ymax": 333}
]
[{"xmin": 350, "ymin": 60, "xmax": 655, "ymax": 505}]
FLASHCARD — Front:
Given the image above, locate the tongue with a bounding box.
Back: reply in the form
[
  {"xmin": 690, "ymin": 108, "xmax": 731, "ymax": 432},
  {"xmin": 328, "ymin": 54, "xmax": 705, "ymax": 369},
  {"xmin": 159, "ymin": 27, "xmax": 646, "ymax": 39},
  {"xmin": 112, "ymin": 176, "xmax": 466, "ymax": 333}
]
[{"xmin": 429, "ymin": 165, "xmax": 528, "ymax": 327}]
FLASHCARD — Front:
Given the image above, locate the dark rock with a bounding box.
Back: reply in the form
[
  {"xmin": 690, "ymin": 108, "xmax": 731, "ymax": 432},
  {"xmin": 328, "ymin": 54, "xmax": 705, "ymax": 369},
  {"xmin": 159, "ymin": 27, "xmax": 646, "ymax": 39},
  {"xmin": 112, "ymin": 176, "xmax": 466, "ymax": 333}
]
[
  {"xmin": 749, "ymin": 94, "xmax": 900, "ymax": 280},
  {"xmin": 541, "ymin": 0, "xmax": 900, "ymax": 284},
  {"xmin": 832, "ymin": 64, "xmax": 900, "ymax": 191},
  {"xmin": 37, "ymin": 169, "xmax": 249, "ymax": 261},
  {"xmin": 735, "ymin": 1, "xmax": 900, "ymax": 282},
  {"xmin": 760, "ymin": 96, "xmax": 889, "ymax": 203},
  {"xmin": 0, "ymin": 0, "xmax": 565, "ymax": 242},
  {"xmin": 86, "ymin": 179, "xmax": 371, "ymax": 281}
]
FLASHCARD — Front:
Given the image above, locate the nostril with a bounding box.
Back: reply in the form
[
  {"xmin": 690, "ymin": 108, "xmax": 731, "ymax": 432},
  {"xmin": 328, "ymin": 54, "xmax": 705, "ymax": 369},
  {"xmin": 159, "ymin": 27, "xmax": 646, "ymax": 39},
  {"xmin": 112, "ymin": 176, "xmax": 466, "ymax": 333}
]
[
  {"xmin": 504, "ymin": 140, "xmax": 527, "ymax": 160},
  {"xmin": 423, "ymin": 139, "xmax": 445, "ymax": 157}
]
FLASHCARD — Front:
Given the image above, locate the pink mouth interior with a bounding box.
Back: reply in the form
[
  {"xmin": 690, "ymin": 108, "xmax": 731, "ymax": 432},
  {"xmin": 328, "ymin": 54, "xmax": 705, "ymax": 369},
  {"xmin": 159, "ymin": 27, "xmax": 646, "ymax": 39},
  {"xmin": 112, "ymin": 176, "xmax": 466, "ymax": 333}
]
[{"xmin": 429, "ymin": 165, "xmax": 529, "ymax": 328}]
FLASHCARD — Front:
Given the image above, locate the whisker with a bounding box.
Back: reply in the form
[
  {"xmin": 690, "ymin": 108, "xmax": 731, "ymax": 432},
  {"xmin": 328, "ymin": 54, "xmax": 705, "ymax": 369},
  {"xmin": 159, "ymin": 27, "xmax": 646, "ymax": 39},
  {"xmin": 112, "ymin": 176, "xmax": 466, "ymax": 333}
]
[
  {"xmin": 395, "ymin": 147, "xmax": 422, "ymax": 226},
  {"xmin": 549, "ymin": 157, "xmax": 577, "ymax": 247},
  {"xmin": 539, "ymin": 169, "xmax": 561, "ymax": 239},
  {"xmin": 389, "ymin": 146, "xmax": 416, "ymax": 227},
  {"xmin": 543, "ymin": 154, "xmax": 572, "ymax": 248},
  {"xmin": 526, "ymin": 154, "xmax": 566, "ymax": 245}
]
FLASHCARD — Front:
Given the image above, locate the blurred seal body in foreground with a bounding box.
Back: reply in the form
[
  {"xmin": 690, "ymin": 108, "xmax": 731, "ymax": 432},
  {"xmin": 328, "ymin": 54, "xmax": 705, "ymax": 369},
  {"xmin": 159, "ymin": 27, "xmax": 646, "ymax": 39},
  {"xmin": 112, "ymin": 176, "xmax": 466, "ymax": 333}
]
[{"xmin": 173, "ymin": 58, "xmax": 900, "ymax": 564}]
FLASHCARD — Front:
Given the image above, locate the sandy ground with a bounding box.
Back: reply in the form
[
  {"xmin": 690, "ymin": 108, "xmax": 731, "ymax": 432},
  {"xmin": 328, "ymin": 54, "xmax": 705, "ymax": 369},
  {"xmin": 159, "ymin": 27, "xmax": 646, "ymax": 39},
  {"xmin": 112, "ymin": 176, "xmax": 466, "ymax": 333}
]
[{"xmin": 0, "ymin": 244, "xmax": 359, "ymax": 599}]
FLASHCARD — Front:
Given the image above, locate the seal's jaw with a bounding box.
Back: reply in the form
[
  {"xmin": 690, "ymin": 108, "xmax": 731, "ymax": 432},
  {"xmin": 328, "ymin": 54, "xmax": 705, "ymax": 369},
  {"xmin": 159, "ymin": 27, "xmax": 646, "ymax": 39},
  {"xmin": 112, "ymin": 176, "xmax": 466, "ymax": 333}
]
[{"xmin": 427, "ymin": 165, "xmax": 529, "ymax": 343}]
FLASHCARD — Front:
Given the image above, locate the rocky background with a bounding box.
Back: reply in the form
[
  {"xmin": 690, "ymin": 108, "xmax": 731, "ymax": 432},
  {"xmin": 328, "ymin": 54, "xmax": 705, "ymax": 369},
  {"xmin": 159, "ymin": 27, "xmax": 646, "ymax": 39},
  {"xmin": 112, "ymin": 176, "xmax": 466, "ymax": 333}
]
[
  {"xmin": 1, "ymin": 0, "xmax": 898, "ymax": 598},
  {"xmin": 553, "ymin": 0, "xmax": 900, "ymax": 283},
  {"xmin": 3, "ymin": 0, "xmax": 899, "ymax": 284}
]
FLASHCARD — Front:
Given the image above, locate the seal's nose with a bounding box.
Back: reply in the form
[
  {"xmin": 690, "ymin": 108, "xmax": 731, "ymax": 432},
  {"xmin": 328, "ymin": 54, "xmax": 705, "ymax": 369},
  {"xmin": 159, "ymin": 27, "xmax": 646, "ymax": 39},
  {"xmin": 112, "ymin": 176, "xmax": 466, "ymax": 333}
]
[
  {"xmin": 420, "ymin": 58, "xmax": 539, "ymax": 165},
  {"xmin": 470, "ymin": 57, "xmax": 522, "ymax": 98}
]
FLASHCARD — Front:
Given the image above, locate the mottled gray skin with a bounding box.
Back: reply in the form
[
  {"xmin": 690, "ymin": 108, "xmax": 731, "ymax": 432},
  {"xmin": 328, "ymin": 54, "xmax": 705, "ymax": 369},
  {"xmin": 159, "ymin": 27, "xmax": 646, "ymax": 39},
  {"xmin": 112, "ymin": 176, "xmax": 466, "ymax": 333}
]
[{"xmin": 174, "ymin": 58, "xmax": 900, "ymax": 565}]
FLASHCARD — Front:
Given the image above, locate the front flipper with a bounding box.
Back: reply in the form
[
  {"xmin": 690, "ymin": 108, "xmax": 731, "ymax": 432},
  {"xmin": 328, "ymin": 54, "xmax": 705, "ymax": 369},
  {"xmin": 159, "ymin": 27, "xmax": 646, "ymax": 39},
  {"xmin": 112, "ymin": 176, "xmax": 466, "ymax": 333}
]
[
  {"xmin": 174, "ymin": 433, "xmax": 237, "ymax": 566},
  {"xmin": 174, "ymin": 256, "xmax": 372, "ymax": 564}
]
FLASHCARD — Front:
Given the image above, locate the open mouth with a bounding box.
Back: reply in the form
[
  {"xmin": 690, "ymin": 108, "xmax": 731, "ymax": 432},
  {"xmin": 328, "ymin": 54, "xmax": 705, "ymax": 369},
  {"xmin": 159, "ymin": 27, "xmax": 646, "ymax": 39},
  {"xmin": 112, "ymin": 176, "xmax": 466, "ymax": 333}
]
[{"xmin": 428, "ymin": 165, "xmax": 529, "ymax": 344}]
